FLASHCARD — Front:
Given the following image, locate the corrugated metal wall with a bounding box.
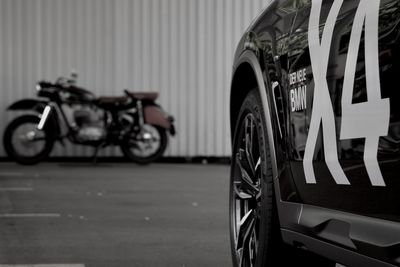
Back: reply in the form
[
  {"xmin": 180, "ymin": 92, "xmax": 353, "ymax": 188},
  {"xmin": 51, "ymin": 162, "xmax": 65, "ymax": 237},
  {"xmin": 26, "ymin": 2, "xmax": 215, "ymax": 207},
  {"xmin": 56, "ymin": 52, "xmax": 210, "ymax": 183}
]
[{"xmin": 0, "ymin": 0, "xmax": 269, "ymax": 157}]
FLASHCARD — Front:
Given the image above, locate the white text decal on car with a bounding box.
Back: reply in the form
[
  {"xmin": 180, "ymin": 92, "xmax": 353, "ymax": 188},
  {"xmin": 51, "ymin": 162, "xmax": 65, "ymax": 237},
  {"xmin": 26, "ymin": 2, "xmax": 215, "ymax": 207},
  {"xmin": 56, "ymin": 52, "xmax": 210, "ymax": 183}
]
[
  {"xmin": 289, "ymin": 68, "xmax": 307, "ymax": 112},
  {"xmin": 303, "ymin": 0, "xmax": 390, "ymax": 186}
]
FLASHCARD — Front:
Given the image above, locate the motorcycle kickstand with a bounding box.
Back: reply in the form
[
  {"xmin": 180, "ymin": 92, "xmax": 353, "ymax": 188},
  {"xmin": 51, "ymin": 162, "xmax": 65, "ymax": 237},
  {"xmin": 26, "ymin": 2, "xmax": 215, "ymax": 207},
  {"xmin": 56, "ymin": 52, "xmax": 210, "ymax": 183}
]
[{"xmin": 92, "ymin": 144, "xmax": 103, "ymax": 165}]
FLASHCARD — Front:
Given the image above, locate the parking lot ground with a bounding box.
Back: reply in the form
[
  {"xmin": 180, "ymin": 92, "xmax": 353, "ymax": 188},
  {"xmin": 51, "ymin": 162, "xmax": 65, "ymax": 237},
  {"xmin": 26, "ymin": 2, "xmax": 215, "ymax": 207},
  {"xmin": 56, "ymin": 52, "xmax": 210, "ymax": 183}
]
[{"xmin": 0, "ymin": 162, "xmax": 231, "ymax": 267}]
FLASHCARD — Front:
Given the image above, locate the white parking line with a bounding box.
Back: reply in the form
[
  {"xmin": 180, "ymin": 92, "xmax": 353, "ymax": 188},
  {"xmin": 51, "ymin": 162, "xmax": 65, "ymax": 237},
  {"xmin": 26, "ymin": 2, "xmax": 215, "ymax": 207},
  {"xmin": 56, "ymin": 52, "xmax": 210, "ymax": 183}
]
[
  {"xmin": 0, "ymin": 265, "xmax": 85, "ymax": 267},
  {"xmin": 0, "ymin": 188, "xmax": 33, "ymax": 192},
  {"xmin": 0, "ymin": 213, "xmax": 60, "ymax": 218}
]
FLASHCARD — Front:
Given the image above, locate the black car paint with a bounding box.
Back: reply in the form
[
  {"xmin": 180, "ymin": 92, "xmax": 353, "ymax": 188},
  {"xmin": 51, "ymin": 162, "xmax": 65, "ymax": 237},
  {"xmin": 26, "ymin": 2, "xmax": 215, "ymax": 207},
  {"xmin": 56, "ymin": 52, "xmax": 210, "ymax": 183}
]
[
  {"xmin": 231, "ymin": 0, "xmax": 400, "ymax": 265},
  {"xmin": 287, "ymin": 0, "xmax": 400, "ymax": 223},
  {"xmin": 234, "ymin": 0, "xmax": 400, "ymax": 221}
]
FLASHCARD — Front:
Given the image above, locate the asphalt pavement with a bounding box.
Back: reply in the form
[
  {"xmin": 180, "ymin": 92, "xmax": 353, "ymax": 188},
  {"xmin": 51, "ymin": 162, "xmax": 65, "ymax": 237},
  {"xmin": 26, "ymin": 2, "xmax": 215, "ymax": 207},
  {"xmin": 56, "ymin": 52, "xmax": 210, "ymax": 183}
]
[{"xmin": 0, "ymin": 162, "xmax": 231, "ymax": 267}]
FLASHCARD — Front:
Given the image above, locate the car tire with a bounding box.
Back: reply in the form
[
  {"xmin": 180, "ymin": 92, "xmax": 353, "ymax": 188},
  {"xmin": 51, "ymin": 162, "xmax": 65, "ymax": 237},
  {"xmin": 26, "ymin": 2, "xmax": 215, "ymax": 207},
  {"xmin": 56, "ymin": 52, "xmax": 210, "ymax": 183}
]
[{"xmin": 229, "ymin": 89, "xmax": 336, "ymax": 267}]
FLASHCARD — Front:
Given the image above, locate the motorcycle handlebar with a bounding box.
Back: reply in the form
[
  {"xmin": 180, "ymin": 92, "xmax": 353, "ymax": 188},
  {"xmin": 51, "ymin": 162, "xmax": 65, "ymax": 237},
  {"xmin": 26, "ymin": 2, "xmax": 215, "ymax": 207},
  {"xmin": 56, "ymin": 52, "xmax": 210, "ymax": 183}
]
[
  {"xmin": 124, "ymin": 89, "xmax": 134, "ymax": 98},
  {"xmin": 55, "ymin": 76, "xmax": 76, "ymax": 87}
]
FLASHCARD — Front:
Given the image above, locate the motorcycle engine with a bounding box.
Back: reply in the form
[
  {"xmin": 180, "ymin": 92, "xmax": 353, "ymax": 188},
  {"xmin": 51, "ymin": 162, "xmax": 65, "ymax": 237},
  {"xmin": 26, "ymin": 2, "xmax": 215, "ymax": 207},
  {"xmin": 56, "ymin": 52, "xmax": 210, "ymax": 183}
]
[
  {"xmin": 77, "ymin": 126, "xmax": 105, "ymax": 141},
  {"xmin": 73, "ymin": 108, "xmax": 106, "ymax": 142}
]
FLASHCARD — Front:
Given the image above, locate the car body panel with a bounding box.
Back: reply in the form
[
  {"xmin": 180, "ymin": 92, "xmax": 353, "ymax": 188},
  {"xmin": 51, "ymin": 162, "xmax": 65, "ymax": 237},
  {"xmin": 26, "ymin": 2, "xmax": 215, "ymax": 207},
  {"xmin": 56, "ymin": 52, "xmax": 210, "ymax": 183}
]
[
  {"xmin": 233, "ymin": 0, "xmax": 400, "ymax": 222},
  {"xmin": 286, "ymin": 0, "xmax": 400, "ymax": 222},
  {"xmin": 231, "ymin": 0, "xmax": 400, "ymax": 265}
]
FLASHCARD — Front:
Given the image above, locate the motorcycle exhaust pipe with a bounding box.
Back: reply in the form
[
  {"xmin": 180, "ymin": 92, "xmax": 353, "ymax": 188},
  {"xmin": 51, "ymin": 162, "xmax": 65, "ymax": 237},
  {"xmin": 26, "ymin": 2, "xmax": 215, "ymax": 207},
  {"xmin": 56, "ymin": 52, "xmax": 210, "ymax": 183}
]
[{"xmin": 37, "ymin": 105, "xmax": 52, "ymax": 130}]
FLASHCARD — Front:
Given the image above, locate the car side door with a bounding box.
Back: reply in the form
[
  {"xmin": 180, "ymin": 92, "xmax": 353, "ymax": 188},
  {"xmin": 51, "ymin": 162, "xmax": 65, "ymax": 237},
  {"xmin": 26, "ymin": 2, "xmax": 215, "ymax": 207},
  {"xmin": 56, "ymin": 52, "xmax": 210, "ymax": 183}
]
[{"xmin": 288, "ymin": 0, "xmax": 400, "ymax": 221}]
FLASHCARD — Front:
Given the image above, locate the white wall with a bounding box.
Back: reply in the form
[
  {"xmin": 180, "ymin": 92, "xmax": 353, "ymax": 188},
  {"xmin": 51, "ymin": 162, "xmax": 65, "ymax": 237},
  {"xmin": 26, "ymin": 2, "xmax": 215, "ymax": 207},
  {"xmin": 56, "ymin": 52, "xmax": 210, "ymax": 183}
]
[{"xmin": 0, "ymin": 0, "xmax": 268, "ymax": 157}]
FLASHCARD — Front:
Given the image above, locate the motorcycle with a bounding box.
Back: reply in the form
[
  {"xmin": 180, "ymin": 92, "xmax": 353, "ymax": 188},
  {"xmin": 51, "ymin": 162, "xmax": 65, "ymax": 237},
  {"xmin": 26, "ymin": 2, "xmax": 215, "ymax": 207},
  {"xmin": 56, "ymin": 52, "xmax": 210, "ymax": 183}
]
[{"xmin": 3, "ymin": 73, "xmax": 176, "ymax": 165}]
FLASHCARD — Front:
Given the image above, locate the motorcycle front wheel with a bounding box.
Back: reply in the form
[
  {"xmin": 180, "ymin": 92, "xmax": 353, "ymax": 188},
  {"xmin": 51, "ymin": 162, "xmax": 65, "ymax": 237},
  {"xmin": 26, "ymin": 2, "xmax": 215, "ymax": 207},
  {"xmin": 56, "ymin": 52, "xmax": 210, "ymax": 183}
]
[
  {"xmin": 4, "ymin": 115, "xmax": 55, "ymax": 165},
  {"xmin": 121, "ymin": 124, "xmax": 168, "ymax": 165}
]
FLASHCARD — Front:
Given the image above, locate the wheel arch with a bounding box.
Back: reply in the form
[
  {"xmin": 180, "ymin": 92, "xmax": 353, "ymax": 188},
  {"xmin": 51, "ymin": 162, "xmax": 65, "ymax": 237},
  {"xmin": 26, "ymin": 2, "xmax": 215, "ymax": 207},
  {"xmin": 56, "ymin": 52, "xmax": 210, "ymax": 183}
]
[
  {"xmin": 230, "ymin": 63, "xmax": 257, "ymax": 138},
  {"xmin": 230, "ymin": 50, "xmax": 278, "ymax": 179}
]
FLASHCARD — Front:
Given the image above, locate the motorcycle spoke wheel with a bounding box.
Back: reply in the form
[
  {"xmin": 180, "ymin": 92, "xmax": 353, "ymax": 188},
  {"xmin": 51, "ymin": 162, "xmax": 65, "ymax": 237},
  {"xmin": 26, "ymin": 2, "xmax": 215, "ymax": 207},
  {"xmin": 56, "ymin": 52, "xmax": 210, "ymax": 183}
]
[
  {"xmin": 130, "ymin": 124, "xmax": 161, "ymax": 158},
  {"xmin": 4, "ymin": 115, "xmax": 55, "ymax": 165},
  {"xmin": 11, "ymin": 123, "xmax": 46, "ymax": 158},
  {"xmin": 121, "ymin": 124, "xmax": 168, "ymax": 164}
]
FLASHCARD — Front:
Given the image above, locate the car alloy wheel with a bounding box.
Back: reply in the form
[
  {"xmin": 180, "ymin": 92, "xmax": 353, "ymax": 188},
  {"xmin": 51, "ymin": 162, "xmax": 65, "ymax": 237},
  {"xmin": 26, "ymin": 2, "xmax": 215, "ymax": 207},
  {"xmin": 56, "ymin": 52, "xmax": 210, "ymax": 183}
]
[{"xmin": 231, "ymin": 112, "xmax": 263, "ymax": 267}]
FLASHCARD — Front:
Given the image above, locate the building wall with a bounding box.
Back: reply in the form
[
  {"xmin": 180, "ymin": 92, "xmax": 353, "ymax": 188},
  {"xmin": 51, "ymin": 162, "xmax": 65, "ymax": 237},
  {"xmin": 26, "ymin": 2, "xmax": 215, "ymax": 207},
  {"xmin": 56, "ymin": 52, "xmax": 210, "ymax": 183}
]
[{"xmin": 0, "ymin": 0, "xmax": 269, "ymax": 157}]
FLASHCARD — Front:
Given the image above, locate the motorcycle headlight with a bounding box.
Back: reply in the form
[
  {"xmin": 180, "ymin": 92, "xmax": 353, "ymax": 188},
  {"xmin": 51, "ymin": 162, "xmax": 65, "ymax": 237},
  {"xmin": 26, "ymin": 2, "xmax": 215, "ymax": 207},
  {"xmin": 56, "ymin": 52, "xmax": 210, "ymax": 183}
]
[{"xmin": 36, "ymin": 83, "xmax": 42, "ymax": 91}]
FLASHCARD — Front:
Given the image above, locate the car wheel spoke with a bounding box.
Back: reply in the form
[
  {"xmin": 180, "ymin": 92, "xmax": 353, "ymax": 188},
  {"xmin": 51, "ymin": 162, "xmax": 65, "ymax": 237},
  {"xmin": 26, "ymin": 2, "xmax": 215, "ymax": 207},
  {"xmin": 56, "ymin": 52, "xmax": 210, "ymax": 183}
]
[
  {"xmin": 233, "ymin": 181, "xmax": 252, "ymax": 200},
  {"xmin": 236, "ymin": 153, "xmax": 260, "ymax": 198},
  {"xmin": 237, "ymin": 248, "xmax": 244, "ymax": 267},
  {"xmin": 248, "ymin": 217, "xmax": 259, "ymax": 267},
  {"xmin": 255, "ymin": 157, "xmax": 261, "ymax": 173},
  {"xmin": 236, "ymin": 210, "xmax": 256, "ymax": 267}
]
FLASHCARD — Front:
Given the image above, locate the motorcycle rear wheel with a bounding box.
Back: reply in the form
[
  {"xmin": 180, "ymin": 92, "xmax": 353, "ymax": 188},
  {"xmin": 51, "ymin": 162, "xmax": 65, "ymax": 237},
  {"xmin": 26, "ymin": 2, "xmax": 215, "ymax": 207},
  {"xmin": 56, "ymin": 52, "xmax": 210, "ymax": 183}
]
[
  {"xmin": 121, "ymin": 124, "xmax": 168, "ymax": 165},
  {"xmin": 4, "ymin": 115, "xmax": 55, "ymax": 165}
]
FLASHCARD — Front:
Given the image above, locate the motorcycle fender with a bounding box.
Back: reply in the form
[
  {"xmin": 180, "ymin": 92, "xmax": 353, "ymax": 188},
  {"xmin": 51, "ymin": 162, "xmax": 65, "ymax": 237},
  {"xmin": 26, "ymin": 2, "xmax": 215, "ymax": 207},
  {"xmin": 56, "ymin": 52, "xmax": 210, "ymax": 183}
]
[
  {"xmin": 8, "ymin": 99, "xmax": 61, "ymax": 138},
  {"xmin": 7, "ymin": 99, "xmax": 47, "ymax": 113},
  {"xmin": 144, "ymin": 105, "xmax": 173, "ymax": 132}
]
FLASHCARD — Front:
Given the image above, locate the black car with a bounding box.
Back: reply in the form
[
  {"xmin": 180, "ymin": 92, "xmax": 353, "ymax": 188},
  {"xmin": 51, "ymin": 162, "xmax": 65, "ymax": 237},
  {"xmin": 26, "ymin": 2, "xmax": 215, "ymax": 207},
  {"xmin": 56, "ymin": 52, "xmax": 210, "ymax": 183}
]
[{"xmin": 229, "ymin": 0, "xmax": 400, "ymax": 266}]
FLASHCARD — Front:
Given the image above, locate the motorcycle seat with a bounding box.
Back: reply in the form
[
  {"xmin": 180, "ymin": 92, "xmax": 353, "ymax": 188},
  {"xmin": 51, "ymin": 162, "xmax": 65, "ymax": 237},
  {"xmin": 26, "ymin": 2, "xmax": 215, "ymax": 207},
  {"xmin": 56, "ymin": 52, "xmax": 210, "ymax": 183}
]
[
  {"xmin": 125, "ymin": 91, "xmax": 159, "ymax": 101},
  {"xmin": 96, "ymin": 96, "xmax": 131, "ymax": 110}
]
